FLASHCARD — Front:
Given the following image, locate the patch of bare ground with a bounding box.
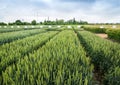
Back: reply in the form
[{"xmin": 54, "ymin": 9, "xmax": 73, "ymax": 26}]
[
  {"xmin": 95, "ymin": 33, "xmax": 108, "ymax": 39},
  {"xmin": 95, "ymin": 33, "xmax": 120, "ymax": 43},
  {"xmin": 93, "ymin": 67, "xmax": 105, "ymax": 85}
]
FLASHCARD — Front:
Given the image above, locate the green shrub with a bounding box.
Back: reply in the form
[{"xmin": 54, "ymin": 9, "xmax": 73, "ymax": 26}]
[
  {"xmin": 83, "ymin": 27, "xmax": 107, "ymax": 33},
  {"xmin": 106, "ymin": 29, "xmax": 120, "ymax": 42}
]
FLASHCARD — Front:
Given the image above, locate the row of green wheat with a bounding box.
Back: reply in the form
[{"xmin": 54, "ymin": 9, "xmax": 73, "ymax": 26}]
[
  {"xmin": 0, "ymin": 29, "xmax": 46, "ymax": 45},
  {"xmin": 76, "ymin": 30, "xmax": 120, "ymax": 84},
  {"xmin": 1, "ymin": 30, "xmax": 93, "ymax": 85},
  {"xmin": 0, "ymin": 31, "xmax": 58, "ymax": 74}
]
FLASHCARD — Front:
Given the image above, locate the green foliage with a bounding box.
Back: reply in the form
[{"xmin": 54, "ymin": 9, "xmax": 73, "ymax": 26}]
[
  {"xmin": 0, "ymin": 27, "xmax": 120, "ymax": 85},
  {"xmin": 43, "ymin": 18, "xmax": 88, "ymax": 25},
  {"xmin": 106, "ymin": 29, "xmax": 120, "ymax": 42},
  {"xmin": 76, "ymin": 30, "xmax": 120, "ymax": 84},
  {"xmin": 31, "ymin": 20, "xmax": 37, "ymax": 25},
  {"xmin": 104, "ymin": 66, "xmax": 120, "ymax": 85},
  {"xmin": 0, "ymin": 31, "xmax": 57, "ymax": 74},
  {"xmin": 1, "ymin": 30, "xmax": 93, "ymax": 85},
  {"xmin": 0, "ymin": 22, "xmax": 7, "ymax": 25},
  {"xmin": 0, "ymin": 28, "xmax": 23, "ymax": 33},
  {"xmin": 83, "ymin": 27, "xmax": 107, "ymax": 33},
  {"xmin": 0, "ymin": 29, "xmax": 45, "ymax": 45},
  {"xmin": 15, "ymin": 20, "xmax": 23, "ymax": 25},
  {"xmin": 56, "ymin": 19, "xmax": 64, "ymax": 25}
]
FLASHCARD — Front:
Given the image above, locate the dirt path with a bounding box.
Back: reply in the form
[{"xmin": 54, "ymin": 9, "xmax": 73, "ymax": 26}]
[
  {"xmin": 95, "ymin": 33, "xmax": 108, "ymax": 39},
  {"xmin": 95, "ymin": 33, "xmax": 120, "ymax": 43}
]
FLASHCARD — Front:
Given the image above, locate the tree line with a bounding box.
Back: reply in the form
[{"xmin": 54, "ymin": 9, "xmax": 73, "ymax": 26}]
[{"xmin": 0, "ymin": 18, "xmax": 88, "ymax": 25}]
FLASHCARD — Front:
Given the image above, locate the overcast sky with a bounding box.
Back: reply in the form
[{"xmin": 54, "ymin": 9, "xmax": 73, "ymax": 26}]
[{"xmin": 0, "ymin": 0, "xmax": 120, "ymax": 23}]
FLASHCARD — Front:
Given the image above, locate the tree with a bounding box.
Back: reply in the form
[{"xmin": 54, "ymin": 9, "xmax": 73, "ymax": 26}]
[
  {"xmin": 56, "ymin": 19, "xmax": 64, "ymax": 25},
  {"xmin": 15, "ymin": 20, "xmax": 22, "ymax": 25},
  {"xmin": 23, "ymin": 22, "xmax": 31, "ymax": 25},
  {"xmin": 0, "ymin": 22, "xmax": 7, "ymax": 25},
  {"xmin": 79, "ymin": 20, "xmax": 88, "ymax": 25},
  {"xmin": 31, "ymin": 20, "xmax": 37, "ymax": 25},
  {"xmin": 73, "ymin": 18, "xmax": 76, "ymax": 24}
]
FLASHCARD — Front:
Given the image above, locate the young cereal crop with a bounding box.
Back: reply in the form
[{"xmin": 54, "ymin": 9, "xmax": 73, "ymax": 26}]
[
  {"xmin": 0, "ymin": 29, "xmax": 45, "ymax": 45},
  {"xmin": 1, "ymin": 30, "xmax": 93, "ymax": 85},
  {"xmin": 0, "ymin": 31, "xmax": 58, "ymax": 74},
  {"xmin": 76, "ymin": 30, "xmax": 120, "ymax": 84}
]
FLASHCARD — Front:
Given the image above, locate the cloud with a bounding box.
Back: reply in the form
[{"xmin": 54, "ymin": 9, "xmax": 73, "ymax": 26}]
[{"xmin": 0, "ymin": 0, "xmax": 120, "ymax": 23}]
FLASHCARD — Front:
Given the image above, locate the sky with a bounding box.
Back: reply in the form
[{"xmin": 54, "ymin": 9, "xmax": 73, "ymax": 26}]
[{"xmin": 0, "ymin": 0, "xmax": 120, "ymax": 23}]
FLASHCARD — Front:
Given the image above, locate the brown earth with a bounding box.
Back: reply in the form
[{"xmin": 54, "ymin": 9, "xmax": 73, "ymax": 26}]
[
  {"xmin": 95, "ymin": 33, "xmax": 108, "ymax": 39},
  {"xmin": 95, "ymin": 33, "xmax": 119, "ymax": 43}
]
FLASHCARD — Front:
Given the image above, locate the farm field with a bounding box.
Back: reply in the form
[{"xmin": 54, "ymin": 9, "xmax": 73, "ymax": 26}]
[
  {"xmin": 83, "ymin": 24, "xmax": 120, "ymax": 29},
  {"xmin": 0, "ymin": 25, "xmax": 120, "ymax": 85}
]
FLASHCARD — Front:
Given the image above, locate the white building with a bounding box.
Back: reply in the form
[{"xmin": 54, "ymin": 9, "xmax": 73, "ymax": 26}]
[
  {"xmin": 11, "ymin": 26, "xmax": 14, "ymax": 28},
  {"xmin": 24, "ymin": 26, "xmax": 28, "ymax": 28},
  {"xmin": 31, "ymin": 26, "xmax": 34, "ymax": 28},
  {"xmin": 57, "ymin": 26, "xmax": 61, "ymax": 28},
  {"xmin": 48, "ymin": 25, "xmax": 52, "ymax": 28},
  {"xmin": 4, "ymin": 26, "xmax": 7, "ymax": 28},
  {"xmin": 100, "ymin": 26, "xmax": 104, "ymax": 28},
  {"xmin": 112, "ymin": 25, "xmax": 116, "ymax": 28},
  {"xmin": 17, "ymin": 26, "xmax": 20, "ymax": 28},
  {"xmin": 77, "ymin": 25, "xmax": 81, "ymax": 28},
  {"xmin": 40, "ymin": 26, "xmax": 43, "ymax": 28},
  {"xmin": 68, "ymin": 26, "xmax": 72, "ymax": 28}
]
